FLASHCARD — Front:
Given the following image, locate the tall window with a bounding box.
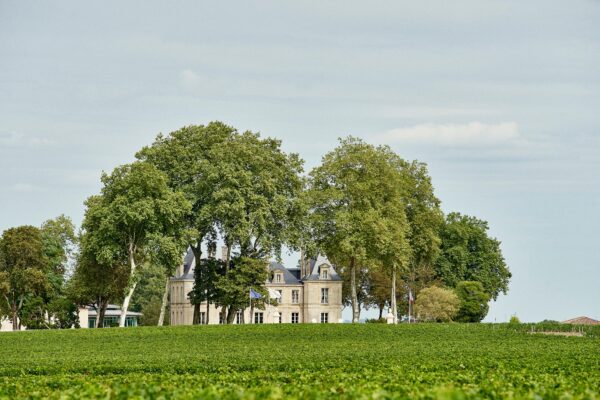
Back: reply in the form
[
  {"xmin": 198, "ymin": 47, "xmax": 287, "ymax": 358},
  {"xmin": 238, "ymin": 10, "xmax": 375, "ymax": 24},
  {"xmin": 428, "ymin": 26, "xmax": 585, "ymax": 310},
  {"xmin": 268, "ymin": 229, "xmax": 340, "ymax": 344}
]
[
  {"xmin": 320, "ymin": 313, "xmax": 329, "ymax": 323},
  {"xmin": 321, "ymin": 268, "xmax": 328, "ymax": 279},
  {"xmin": 292, "ymin": 290, "xmax": 299, "ymax": 304},
  {"xmin": 275, "ymin": 273, "xmax": 282, "ymax": 283},
  {"xmin": 277, "ymin": 290, "xmax": 282, "ymax": 304},
  {"xmin": 321, "ymin": 288, "xmax": 329, "ymax": 304},
  {"xmin": 236, "ymin": 310, "xmax": 243, "ymax": 324},
  {"xmin": 254, "ymin": 312, "xmax": 264, "ymax": 324},
  {"xmin": 219, "ymin": 313, "xmax": 225, "ymax": 324},
  {"xmin": 199, "ymin": 312, "xmax": 206, "ymax": 325},
  {"xmin": 277, "ymin": 313, "xmax": 282, "ymax": 323},
  {"xmin": 291, "ymin": 312, "xmax": 299, "ymax": 324}
]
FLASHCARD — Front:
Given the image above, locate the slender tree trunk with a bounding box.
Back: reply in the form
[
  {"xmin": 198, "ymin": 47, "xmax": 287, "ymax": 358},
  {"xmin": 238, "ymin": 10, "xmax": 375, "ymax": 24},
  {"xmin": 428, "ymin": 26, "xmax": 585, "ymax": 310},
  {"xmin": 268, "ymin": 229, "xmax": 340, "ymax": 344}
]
[
  {"xmin": 391, "ymin": 268, "xmax": 397, "ymax": 324},
  {"xmin": 158, "ymin": 277, "xmax": 169, "ymax": 326},
  {"xmin": 350, "ymin": 257, "xmax": 359, "ymax": 323},
  {"xmin": 378, "ymin": 306, "xmax": 383, "ymax": 320},
  {"xmin": 206, "ymin": 299, "xmax": 210, "ymax": 324},
  {"xmin": 11, "ymin": 302, "xmax": 18, "ymax": 331},
  {"xmin": 250, "ymin": 302, "xmax": 254, "ymax": 324},
  {"xmin": 222, "ymin": 242, "xmax": 231, "ymax": 323},
  {"xmin": 97, "ymin": 300, "xmax": 108, "ymax": 328},
  {"xmin": 193, "ymin": 304, "xmax": 200, "ymax": 324},
  {"xmin": 120, "ymin": 245, "xmax": 138, "ymax": 328}
]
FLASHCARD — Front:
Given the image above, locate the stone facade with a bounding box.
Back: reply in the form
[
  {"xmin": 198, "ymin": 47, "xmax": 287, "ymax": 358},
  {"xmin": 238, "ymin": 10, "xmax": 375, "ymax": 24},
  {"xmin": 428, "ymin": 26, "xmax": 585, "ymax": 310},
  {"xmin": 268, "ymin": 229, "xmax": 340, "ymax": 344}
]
[{"xmin": 170, "ymin": 251, "xmax": 343, "ymax": 325}]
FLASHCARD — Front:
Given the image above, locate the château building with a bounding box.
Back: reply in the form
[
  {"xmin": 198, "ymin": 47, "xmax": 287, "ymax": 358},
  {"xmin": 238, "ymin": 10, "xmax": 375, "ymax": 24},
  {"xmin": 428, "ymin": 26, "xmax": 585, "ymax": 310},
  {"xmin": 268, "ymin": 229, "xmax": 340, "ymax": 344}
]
[{"xmin": 169, "ymin": 248, "xmax": 343, "ymax": 324}]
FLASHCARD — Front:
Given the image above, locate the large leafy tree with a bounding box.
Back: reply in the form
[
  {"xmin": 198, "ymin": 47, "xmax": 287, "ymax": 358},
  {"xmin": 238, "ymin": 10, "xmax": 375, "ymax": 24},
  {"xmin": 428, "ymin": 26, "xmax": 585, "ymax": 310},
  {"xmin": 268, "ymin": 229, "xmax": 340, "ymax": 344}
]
[
  {"xmin": 0, "ymin": 226, "xmax": 50, "ymax": 330},
  {"xmin": 455, "ymin": 281, "xmax": 490, "ymax": 322},
  {"xmin": 67, "ymin": 239, "xmax": 128, "ymax": 328},
  {"xmin": 139, "ymin": 122, "xmax": 305, "ymax": 323},
  {"xmin": 81, "ymin": 162, "xmax": 191, "ymax": 327},
  {"xmin": 435, "ymin": 212, "xmax": 511, "ymax": 300},
  {"xmin": 309, "ymin": 137, "xmax": 410, "ymax": 322}
]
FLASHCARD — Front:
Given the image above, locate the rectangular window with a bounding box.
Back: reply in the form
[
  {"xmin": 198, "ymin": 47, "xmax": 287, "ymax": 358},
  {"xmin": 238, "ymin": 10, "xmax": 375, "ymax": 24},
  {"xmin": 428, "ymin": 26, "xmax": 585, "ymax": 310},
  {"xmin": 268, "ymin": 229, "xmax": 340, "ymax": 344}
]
[
  {"xmin": 321, "ymin": 269, "xmax": 328, "ymax": 279},
  {"xmin": 199, "ymin": 312, "xmax": 206, "ymax": 325},
  {"xmin": 321, "ymin": 288, "xmax": 329, "ymax": 304},
  {"xmin": 254, "ymin": 312, "xmax": 264, "ymax": 324},
  {"xmin": 236, "ymin": 311, "xmax": 243, "ymax": 324},
  {"xmin": 88, "ymin": 317, "xmax": 96, "ymax": 328},
  {"xmin": 291, "ymin": 312, "xmax": 299, "ymax": 324},
  {"xmin": 320, "ymin": 313, "xmax": 329, "ymax": 323},
  {"xmin": 277, "ymin": 290, "xmax": 282, "ymax": 304},
  {"xmin": 277, "ymin": 314, "xmax": 282, "ymax": 323},
  {"xmin": 275, "ymin": 273, "xmax": 282, "ymax": 283},
  {"xmin": 292, "ymin": 290, "xmax": 299, "ymax": 304},
  {"xmin": 219, "ymin": 313, "xmax": 225, "ymax": 324}
]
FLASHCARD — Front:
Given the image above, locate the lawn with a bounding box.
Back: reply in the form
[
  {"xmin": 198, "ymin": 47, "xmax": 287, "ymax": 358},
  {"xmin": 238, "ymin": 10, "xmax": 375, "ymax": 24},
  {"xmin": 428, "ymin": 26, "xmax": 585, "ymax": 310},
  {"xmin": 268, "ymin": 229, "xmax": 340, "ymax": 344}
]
[{"xmin": 0, "ymin": 323, "xmax": 598, "ymax": 399}]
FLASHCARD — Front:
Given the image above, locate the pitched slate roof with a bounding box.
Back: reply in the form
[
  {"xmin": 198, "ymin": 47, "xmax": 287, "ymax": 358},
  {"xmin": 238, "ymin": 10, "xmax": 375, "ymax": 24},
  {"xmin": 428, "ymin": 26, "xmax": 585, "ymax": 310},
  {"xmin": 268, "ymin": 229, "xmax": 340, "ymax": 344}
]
[
  {"xmin": 302, "ymin": 254, "xmax": 342, "ymax": 281},
  {"xmin": 269, "ymin": 262, "xmax": 301, "ymax": 285}
]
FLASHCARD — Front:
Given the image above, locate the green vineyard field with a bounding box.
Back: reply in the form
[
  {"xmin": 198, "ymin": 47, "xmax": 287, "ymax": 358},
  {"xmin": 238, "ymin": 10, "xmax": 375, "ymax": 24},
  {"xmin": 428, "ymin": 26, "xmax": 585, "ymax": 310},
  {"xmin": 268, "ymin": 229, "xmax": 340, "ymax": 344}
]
[{"xmin": 0, "ymin": 323, "xmax": 598, "ymax": 399}]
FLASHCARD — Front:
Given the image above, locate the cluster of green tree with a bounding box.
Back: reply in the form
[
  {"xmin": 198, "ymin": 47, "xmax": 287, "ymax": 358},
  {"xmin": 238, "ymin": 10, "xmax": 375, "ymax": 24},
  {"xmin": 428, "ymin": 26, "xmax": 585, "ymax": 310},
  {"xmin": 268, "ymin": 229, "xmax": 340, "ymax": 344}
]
[
  {"xmin": 2, "ymin": 121, "xmax": 510, "ymax": 329},
  {"xmin": 0, "ymin": 216, "xmax": 78, "ymax": 330}
]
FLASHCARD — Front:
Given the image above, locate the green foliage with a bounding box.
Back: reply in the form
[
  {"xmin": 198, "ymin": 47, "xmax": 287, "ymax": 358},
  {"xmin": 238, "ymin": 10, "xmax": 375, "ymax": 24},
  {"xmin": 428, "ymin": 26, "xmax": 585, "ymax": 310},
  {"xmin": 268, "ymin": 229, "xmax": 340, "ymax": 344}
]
[
  {"xmin": 365, "ymin": 317, "xmax": 386, "ymax": 324},
  {"xmin": 435, "ymin": 212, "xmax": 511, "ymax": 300},
  {"xmin": 454, "ymin": 281, "xmax": 490, "ymax": 322},
  {"xmin": 138, "ymin": 122, "xmax": 305, "ymax": 321},
  {"xmin": 509, "ymin": 315, "xmax": 521, "ymax": 325},
  {"xmin": 130, "ymin": 262, "xmax": 171, "ymax": 326},
  {"xmin": 0, "ymin": 324, "xmax": 598, "ymax": 399},
  {"xmin": 190, "ymin": 258, "xmax": 223, "ymax": 307},
  {"xmin": 414, "ymin": 286, "xmax": 459, "ymax": 322},
  {"xmin": 0, "ymin": 225, "xmax": 50, "ymax": 329},
  {"xmin": 47, "ymin": 296, "xmax": 80, "ymax": 329},
  {"xmin": 79, "ymin": 161, "xmax": 191, "ymax": 326},
  {"xmin": 214, "ymin": 257, "xmax": 269, "ymax": 315},
  {"xmin": 308, "ymin": 137, "xmax": 411, "ymax": 322}
]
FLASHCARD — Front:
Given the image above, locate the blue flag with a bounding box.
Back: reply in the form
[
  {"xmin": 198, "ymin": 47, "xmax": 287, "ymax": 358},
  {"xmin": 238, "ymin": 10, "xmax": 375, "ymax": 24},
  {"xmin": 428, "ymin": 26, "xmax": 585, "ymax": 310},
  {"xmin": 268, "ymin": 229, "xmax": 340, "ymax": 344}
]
[{"xmin": 250, "ymin": 288, "xmax": 262, "ymax": 299}]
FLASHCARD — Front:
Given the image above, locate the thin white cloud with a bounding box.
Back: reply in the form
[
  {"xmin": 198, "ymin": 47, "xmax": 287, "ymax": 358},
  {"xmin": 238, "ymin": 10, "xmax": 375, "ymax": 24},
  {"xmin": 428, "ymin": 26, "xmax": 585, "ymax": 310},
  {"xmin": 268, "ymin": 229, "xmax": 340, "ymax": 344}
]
[
  {"xmin": 380, "ymin": 122, "xmax": 520, "ymax": 146},
  {"xmin": 0, "ymin": 130, "xmax": 54, "ymax": 147}
]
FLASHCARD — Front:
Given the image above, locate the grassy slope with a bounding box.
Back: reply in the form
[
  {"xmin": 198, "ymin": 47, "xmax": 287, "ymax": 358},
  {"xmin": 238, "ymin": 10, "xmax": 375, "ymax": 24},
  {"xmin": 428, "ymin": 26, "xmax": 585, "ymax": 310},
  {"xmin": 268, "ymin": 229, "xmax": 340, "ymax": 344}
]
[{"xmin": 0, "ymin": 324, "xmax": 598, "ymax": 399}]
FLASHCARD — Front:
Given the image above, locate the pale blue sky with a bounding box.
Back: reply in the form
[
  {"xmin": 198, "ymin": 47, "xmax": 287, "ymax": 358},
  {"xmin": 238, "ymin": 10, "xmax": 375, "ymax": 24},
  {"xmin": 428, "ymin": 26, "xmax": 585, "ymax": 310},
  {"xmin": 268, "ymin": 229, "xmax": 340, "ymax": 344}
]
[{"xmin": 1, "ymin": 1, "xmax": 598, "ymax": 322}]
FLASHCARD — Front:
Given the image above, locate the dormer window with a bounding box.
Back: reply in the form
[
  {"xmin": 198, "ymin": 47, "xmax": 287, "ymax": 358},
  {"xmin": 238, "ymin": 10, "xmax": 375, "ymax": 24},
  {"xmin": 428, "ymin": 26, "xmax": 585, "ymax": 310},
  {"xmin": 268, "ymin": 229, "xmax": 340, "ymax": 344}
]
[
  {"xmin": 275, "ymin": 273, "xmax": 282, "ymax": 283},
  {"xmin": 320, "ymin": 268, "xmax": 328, "ymax": 280}
]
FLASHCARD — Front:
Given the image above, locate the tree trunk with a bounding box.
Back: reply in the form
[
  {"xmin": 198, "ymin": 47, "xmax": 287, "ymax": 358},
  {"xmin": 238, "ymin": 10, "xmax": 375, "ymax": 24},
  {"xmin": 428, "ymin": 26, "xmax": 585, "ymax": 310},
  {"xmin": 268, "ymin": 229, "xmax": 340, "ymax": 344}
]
[
  {"xmin": 391, "ymin": 268, "xmax": 397, "ymax": 324},
  {"xmin": 96, "ymin": 300, "xmax": 108, "ymax": 328},
  {"xmin": 11, "ymin": 302, "xmax": 18, "ymax": 331},
  {"xmin": 120, "ymin": 245, "xmax": 138, "ymax": 328},
  {"xmin": 191, "ymin": 242, "xmax": 203, "ymax": 325},
  {"xmin": 158, "ymin": 277, "xmax": 169, "ymax": 326},
  {"xmin": 378, "ymin": 306, "xmax": 383, "ymax": 320},
  {"xmin": 250, "ymin": 302, "xmax": 254, "ymax": 324},
  {"xmin": 206, "ymin": 299, "xmax": 210, "ymax": 324},
  {"xmin": 193, "ymin": 303, "xmax": 200, "ymax": 324},
  {"xmin": 226, "ymin": 305, "xmax": 236, "ymax": 324},
  {"xmin": 350, "ymin": 257, "xmax": 359, "ymax": 323}
]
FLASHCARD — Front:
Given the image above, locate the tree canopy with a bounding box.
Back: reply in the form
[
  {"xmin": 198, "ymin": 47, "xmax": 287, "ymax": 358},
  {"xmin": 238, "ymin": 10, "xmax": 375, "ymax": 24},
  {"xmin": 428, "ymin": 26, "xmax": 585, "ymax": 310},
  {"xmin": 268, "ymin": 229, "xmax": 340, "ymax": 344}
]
[{"xmin": 435, "ymin": 212, "xmax": 511, "ymax": 300}]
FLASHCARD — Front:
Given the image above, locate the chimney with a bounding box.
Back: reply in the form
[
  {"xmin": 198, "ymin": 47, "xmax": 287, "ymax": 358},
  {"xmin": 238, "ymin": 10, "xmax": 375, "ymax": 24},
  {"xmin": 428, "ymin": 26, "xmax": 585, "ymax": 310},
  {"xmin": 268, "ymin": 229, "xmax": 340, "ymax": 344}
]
[
  {"xmin": 300, "ymin": 248, "xmax": 307, "ymax": 278},
  {"xmin": 221, "ymin": 245, "xmax": 229, "ymax": 262}
]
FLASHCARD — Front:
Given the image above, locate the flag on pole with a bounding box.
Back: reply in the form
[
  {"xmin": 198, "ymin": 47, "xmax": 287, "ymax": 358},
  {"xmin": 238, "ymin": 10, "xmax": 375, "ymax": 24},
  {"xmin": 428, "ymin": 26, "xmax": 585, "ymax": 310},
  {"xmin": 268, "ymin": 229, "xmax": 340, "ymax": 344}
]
[
  {"xmin": 268, "ymin": 288, "xmax": 282, "ymax": 300},
  {"xmin": 250, "ymin": 288, "xmax": 262, "ymax": 299}
]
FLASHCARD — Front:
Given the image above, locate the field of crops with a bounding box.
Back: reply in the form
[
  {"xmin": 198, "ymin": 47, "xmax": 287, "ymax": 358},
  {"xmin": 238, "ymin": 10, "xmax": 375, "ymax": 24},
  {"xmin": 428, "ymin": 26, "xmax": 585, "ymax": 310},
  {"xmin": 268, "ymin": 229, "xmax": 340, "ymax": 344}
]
[{"xmin": 0, "ymin": 323, "xmax": 598, "ymax": 399}]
